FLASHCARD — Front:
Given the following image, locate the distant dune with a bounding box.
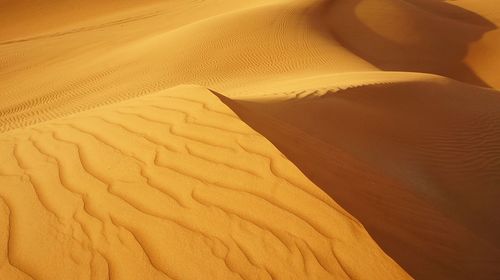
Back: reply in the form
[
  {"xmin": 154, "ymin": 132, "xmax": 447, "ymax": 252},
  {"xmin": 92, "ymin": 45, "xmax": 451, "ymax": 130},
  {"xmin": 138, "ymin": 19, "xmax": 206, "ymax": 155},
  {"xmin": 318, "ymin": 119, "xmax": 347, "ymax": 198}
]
[{"xmin": 1, "ymin": 0, "xmax": 499, "ymax": 279}]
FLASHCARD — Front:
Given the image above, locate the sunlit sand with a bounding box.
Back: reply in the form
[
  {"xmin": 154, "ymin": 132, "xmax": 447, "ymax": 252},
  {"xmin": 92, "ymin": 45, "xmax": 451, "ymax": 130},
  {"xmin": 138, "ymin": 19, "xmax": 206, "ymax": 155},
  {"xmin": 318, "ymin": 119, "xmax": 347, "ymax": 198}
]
[{"xmin": 1, "ymin": 0, "xmax": 499, "ymax": 279}]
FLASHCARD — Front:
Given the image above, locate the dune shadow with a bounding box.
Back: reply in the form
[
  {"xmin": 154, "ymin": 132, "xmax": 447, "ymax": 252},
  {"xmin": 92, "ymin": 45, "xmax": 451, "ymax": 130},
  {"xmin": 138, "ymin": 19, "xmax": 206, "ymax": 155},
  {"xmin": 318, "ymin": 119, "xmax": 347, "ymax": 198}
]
[
  {"xmin": 212, "ymin": 81, "xmax": 500, "ymax": 279},
  {"xmin": 311, "ymin": 0, "xmax": 497, "ymax": 87}
]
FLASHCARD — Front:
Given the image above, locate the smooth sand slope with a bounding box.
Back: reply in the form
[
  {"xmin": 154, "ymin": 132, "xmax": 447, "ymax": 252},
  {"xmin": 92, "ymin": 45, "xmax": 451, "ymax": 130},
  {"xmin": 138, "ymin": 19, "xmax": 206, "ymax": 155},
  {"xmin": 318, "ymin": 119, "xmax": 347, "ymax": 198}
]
[
  {"xmin": 1, "ymin": 0, "xmax": 500, "ymax": 279},
  {"xmin": 0, "ymin": 85, "xmax": 410, "ymax": 279},
  {"xmin": 223, "ymin": 72, "xmax": 500, "ymax": 280}
]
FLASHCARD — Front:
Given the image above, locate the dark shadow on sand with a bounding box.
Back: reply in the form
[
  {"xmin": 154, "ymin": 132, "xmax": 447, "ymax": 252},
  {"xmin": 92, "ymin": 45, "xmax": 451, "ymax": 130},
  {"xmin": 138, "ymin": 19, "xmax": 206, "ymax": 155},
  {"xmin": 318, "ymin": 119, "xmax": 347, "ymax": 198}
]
[{"xmin": 212, "ymin": 81, "xmax": 500, "ymax": 280}]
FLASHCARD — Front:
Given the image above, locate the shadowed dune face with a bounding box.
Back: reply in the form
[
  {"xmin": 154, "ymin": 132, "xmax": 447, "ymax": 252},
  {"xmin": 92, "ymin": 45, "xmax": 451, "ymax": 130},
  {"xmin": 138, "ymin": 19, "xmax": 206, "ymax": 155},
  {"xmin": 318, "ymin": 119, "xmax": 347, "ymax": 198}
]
[
  {"xmin": 401, "ymin": 0, "xmax": 497, "ymax": 25},
  {"xmin": 217, "ymin": 77, "xmax": 500, "ymax": 280},
  {"xmin": 316, "ymin": 0, "xmax": 497, "ymax": 87}
]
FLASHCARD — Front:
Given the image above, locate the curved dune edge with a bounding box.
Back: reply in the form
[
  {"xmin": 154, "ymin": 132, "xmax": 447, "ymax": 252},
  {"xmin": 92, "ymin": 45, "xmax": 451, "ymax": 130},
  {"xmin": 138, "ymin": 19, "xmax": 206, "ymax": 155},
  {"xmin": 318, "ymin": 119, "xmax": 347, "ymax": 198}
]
[{"xmin": 0, "ymin": 85, "xmax": 411, "ymax": 279}]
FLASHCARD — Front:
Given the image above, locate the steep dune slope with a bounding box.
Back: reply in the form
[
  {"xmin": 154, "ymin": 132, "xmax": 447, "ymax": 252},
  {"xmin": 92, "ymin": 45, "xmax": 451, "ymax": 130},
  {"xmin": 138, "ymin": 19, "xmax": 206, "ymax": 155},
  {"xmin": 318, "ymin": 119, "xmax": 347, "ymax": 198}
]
[
  {"xmin": 222, "ymin": 72, "xmax": 500, "ymax": 280},
  {"xmin": 0, "ymin": 85, "xmax": 410, "ymax": 279}
]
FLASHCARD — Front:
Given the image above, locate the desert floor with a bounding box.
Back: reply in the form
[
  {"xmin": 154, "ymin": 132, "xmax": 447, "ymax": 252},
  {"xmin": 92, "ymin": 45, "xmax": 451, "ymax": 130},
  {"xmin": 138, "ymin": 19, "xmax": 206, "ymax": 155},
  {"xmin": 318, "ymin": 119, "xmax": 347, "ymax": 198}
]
[{"xmin": 1, "ymin": 0, "xmax": 499, "ymax": 279}]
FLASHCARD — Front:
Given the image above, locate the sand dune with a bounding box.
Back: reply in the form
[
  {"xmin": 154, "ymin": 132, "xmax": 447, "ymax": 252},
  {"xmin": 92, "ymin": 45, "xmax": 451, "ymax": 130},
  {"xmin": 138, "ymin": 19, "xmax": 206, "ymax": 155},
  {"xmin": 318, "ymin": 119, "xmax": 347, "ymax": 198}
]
[
  {"xmin": 0, "ymin": 0, "xmax": 374, "ymax": 132},
  {"xmin": 0, "ymin": 85, "xmax": 410, "ymax": 279},
  {"xmin": 1, "ymin": 0, "xmax": 500, "ymax": 279}
]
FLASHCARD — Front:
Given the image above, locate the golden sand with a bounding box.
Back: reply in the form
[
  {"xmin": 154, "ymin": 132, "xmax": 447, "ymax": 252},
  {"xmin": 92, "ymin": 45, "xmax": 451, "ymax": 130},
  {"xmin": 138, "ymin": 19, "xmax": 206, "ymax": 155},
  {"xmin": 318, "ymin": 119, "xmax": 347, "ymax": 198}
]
[{"xmin": 1, "ymin": 0, "xmax": 499, "ymax": 279}]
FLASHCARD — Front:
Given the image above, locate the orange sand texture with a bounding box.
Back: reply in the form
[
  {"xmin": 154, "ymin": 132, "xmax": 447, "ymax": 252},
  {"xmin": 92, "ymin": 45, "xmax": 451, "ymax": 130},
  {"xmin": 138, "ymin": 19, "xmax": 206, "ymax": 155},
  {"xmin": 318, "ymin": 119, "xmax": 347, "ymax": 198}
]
[{"xmin": 0, "ymin": 0, "xmax": 499, "ymax": 279}]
